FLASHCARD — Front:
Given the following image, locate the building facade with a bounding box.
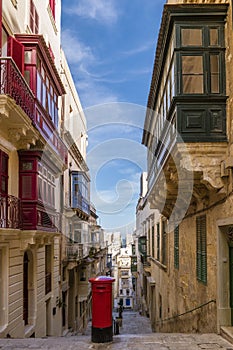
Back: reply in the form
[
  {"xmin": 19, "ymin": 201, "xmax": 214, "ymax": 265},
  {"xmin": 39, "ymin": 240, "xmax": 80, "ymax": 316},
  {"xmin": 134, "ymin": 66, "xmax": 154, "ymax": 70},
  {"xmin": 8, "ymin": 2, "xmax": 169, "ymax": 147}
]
[
  {"xmin": 0, "ymin": 0, "xmax": 107, "ymax": 338},
  {"xmin": 141, "ymin": 0, "xmax": 233, "ymax": 334}
]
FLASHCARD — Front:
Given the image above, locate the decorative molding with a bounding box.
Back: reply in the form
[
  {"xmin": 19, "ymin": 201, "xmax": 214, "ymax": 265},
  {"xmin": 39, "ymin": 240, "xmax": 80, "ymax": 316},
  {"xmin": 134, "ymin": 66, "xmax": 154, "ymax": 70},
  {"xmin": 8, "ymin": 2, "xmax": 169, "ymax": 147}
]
[{"xmin": 47, "ymin": 5, "xmax": 58, "ymax": 34}]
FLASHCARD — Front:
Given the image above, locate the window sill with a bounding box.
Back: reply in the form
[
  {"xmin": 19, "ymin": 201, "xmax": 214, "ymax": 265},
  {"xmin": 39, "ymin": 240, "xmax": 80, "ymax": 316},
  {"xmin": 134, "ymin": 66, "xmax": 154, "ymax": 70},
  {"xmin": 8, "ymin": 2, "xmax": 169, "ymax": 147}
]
[{"xmin": 149, "ymin": 256, "xmax": 167, "ymax": 272}]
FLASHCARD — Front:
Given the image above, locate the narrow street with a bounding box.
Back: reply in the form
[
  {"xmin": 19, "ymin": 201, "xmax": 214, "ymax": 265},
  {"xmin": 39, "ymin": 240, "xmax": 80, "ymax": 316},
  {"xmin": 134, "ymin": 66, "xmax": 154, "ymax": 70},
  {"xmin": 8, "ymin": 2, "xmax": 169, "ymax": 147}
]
[{"xmin": 0, "ymin": 310, "xmax": 233, "ymax": 350}]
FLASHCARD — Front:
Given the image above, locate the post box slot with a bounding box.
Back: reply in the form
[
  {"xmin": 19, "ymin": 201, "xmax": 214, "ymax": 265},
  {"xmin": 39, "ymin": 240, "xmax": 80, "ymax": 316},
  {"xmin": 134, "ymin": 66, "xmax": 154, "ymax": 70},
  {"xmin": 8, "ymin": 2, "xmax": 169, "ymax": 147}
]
[{"xmin": 96, "ymin": 286, "xmax": 106, "ymax": 290}]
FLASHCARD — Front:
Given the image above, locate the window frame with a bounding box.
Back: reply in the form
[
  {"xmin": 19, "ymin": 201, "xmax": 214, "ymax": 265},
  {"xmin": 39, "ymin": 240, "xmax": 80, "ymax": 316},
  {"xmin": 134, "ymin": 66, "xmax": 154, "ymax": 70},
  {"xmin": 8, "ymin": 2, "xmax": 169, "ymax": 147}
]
[
  {"xmin": 177, "ymin": 24, "xmax": 225, "ymax": 97},
  {"xmin": 30, "ymin": 0, "xmax": 39, "ymax": 34}
]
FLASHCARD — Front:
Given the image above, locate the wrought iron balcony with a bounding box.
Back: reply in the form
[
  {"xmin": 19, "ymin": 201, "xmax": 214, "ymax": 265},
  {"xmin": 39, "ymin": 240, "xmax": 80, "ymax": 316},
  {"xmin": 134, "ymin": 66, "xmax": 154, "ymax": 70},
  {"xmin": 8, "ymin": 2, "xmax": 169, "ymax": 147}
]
[
  {"xmin": 0, "ymin": 195, "xmax": 21, "ymax": 229},
  {"xmin": 0, "ymin": 57, "xmax": 34, "ymax": 120},
  {"xmin": 66, "ymin": 243, "xmax": 84, "ymax": 261}
]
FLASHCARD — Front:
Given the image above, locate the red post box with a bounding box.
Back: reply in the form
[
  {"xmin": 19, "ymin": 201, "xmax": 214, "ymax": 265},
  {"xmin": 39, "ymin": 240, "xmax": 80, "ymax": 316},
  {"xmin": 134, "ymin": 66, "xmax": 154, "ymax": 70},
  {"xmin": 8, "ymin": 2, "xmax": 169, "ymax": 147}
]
[{"xmin": 89, "ymin": 276, "xmax": 115, "ymax": 343}]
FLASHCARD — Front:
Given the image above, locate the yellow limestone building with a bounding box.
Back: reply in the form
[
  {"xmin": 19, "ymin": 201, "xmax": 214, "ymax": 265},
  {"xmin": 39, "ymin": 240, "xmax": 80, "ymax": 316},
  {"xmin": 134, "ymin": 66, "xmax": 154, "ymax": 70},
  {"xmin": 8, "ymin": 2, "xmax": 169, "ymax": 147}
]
[{"xmin": 140, "ymin": 0, "xmax": 233, "ymax": 335}]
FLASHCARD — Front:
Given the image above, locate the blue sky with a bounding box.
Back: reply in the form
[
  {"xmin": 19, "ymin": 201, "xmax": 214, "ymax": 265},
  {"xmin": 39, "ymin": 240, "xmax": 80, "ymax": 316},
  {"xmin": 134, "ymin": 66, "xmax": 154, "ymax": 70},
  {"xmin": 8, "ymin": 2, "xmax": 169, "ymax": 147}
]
[{"xmin": 61, "ymin": 0, "xmax": 165, "ymax": 235}]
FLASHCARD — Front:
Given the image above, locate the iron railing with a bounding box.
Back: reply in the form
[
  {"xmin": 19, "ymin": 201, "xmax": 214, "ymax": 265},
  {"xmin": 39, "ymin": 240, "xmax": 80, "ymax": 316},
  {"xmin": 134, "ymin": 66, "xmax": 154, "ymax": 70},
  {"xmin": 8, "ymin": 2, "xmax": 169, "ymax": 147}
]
[
  {"xmin": 66, "ymin": 243, "xmax": 84, "ymax": 260},
  {"xmin": 156, "ymin": 299, "xmax": 216, "ymax": 325},
  {"xmin": 0, "ymin": 58, "xmax": 35, "ymax": 120},
  {"xmin": 0, "ymin": 195, "xmax": 21, "ymax": 229}
]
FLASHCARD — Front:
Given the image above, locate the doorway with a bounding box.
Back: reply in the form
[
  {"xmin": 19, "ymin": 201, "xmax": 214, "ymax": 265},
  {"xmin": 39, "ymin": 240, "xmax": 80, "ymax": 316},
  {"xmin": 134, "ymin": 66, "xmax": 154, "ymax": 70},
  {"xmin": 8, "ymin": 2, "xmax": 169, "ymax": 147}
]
[{"xmin": 229, "ymin": 246, "xmax": 233, "ymax": 325}]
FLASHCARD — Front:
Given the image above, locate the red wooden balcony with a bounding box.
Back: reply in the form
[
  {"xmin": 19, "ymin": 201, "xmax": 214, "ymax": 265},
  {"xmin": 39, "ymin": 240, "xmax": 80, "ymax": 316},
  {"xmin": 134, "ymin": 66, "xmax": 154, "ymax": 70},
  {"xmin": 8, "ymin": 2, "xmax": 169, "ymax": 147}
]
[
  {"xmin": 21, "ymin": 202, "xmax": 60, "ymax": 232},
  {"xmin": 0, "ymin": 57, "xmax": 67, "ymax": 166},
  {"xmin": 0, "ymin": 195, "xmax": 21, "ymax": 229}
]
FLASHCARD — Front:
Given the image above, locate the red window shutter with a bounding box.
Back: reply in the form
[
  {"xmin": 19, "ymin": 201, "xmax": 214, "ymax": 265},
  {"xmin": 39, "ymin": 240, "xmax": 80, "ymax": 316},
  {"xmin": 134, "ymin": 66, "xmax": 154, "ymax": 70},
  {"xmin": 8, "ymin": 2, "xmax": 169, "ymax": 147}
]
[
  {"xmin": 7, "ymin": 36, "xmax": 24, "ymax": 74},
  {"xmin": 0, "ymin": 150, "xmax": 8, "ymax": 196},
  {"xmin": 49, "ymin": 0, "xmax": 55, "ymax": 19}
]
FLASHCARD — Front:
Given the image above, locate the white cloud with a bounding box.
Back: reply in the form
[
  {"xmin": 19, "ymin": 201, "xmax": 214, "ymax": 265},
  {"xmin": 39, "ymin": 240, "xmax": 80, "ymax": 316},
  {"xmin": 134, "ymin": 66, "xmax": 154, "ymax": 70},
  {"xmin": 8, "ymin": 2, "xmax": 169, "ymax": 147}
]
[
  {"xmin": 122, "ymin": 41, "xmax": 154, "ymax": 57},
  {"xmin": 65, "ymin": 0, "xmax": 118, "ymax": 25},
  {"xmin": 61, "ymin": 30, "xmax": 119, "ymax": 107},
  {"xmin": 61, "ymin": 30, "xmax": 94, "ymax": 65},
  {"xmin": 77, "ymin": 79, "xmax": 119, "ymax": 107}
]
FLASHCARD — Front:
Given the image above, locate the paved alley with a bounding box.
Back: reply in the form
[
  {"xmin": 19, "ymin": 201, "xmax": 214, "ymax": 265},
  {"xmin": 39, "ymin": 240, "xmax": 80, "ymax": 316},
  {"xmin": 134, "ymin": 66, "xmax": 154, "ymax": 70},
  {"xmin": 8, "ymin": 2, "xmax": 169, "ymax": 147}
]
[{"xmin": 0, "ymin": 310, "xmax": 233, "ymax": 350}]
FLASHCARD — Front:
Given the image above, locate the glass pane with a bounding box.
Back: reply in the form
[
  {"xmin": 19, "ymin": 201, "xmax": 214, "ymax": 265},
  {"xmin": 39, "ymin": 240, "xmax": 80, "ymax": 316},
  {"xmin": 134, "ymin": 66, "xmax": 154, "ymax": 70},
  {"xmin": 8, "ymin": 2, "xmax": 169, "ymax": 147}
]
[
  {"xmin": 182, "ymin": 56, "xmax": 203, "ymax": 93},
  {"xmin": 24, "ymin": 70, "xmax": 30, "ymax": 86},
  {"xmin": 42, "ymin": 82, "xmax": 46, "ymax": 108},
  {"xmin": 22, "ymin": 162, "xmax": 33, "ymax": 171},
  {"xmin": 181, "ymin": 28, "xmax": 202, "ymax": 46},
  {"xmin": 182, "ymin": 55, "xmax": 203, "ymax": 74},
  {"xmin": 183, "ymin": 76, "xmax": 203, "ymax": 93},
  {"xmin": 210, "ymin": 55, "xmax": 219, "ymax": 93},
  {"xmin": 210, "ymin": 28, "xmax": 219, "ymax": 46},
  {"xmin": 37, "ymin": 73, "xmax": 42, "ymax": 100},
  {"xmin": 24, "ymin": 51, "xmax": 32, "ymax": 64}
]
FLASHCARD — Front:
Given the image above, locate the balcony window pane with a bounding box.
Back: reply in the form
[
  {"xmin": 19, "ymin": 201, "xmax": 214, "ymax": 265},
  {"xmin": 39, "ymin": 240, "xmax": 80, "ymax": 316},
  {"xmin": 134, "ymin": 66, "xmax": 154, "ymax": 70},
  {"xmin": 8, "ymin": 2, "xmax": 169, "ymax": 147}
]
[
  {"xmin": 181, "ymin": 28, "xmax": 202, "ymax": 46},
  {"xmin": 210, "ymin": 28, "xmax": 219, "ymax": 46},
  {"xmin": 182, "ymin": 55, "xmax": 203, "ymax": 93},
  {"xmin": 36, "ymin": 73, "xmax": 42, "ymax": 100},
  {"xmin": 42, "ymin": 82, "xmax": 46, "ymax": 108},
  {"xmin": 24, "ymin": 51, "xmax": 32, "ymax": 64},
  {"xmin": 24, "ymin": 70, "xmax": 30, "ymax": 86},
  {"xmin": 210, "ymin": 54, "xmax": 219, "ymax": 93}
]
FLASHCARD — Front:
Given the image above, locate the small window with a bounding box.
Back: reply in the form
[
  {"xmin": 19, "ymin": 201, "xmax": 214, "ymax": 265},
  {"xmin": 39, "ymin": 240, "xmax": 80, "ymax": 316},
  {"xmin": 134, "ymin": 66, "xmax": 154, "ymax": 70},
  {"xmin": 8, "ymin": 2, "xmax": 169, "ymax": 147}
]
[
  {"xmin": 210, "ymin": 54, "xmax": 220, "ymax": 93},
  {"xmin": 22, "ymin": 162, "xmax": 33, "ymax": 171},
  {"xmin": 181, "ymin": 28, "xmax": 203, "ymax": 46},
  {"xmin": 209, "ymin": 28, "xmax": 219, "ymax": 46},
  {"xmin": 30, "ymin": 0, "xmax": 39, "ymax": 34},
  {"xmin": 182, "ymin": 55, "xmax": 204, "ymax": 94}
]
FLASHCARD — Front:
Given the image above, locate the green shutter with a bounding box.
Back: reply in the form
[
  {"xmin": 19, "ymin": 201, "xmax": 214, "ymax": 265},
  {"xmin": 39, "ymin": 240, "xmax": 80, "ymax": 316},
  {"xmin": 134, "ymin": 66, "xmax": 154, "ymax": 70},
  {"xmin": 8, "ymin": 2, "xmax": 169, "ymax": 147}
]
[
  {"xmin": 174, "ymin": 225, "xmax": 179, "ymax": 269},
  {"xmin": 196, "ymin": 215, "xmax": 207, "ymax": 284},
  {"xmin": 162, "ymin": 220, "xmax": 166, "ymax": 265},
  {"xmin": 152, "ymin": 225, "xmax": 155, "ymax": 258},
  {"xmin": 157, "ymin": 223, "xmax": 160, "ymax": 260}
]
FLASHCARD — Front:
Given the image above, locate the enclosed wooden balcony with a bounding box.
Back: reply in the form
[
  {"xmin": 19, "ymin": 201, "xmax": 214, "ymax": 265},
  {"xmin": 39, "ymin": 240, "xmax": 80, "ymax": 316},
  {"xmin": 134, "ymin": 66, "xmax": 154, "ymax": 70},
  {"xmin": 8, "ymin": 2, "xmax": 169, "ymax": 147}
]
[{"xmin": 0, "ymin": 57, "xmax": 67, "ymax": 166}]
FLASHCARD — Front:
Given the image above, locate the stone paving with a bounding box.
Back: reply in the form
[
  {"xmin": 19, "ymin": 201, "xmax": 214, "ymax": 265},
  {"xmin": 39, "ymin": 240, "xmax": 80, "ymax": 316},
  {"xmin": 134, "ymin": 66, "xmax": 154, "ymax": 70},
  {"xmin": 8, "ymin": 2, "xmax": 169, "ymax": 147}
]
[{"xmin": 0, "ymin": 310, "xmax": 233, "ymax": 350}]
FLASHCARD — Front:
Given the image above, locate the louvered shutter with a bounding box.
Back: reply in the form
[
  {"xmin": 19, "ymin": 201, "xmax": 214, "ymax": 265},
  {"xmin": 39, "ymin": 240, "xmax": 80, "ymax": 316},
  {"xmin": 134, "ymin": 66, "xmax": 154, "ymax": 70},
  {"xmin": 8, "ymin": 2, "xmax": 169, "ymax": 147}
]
[
  {"xmin": 174, "ymin": 225, "xmax": 179, "ymax": 269},
  {"xmin": 196, "ymin": 215, "xmax": 207, "ymax": 284}
]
